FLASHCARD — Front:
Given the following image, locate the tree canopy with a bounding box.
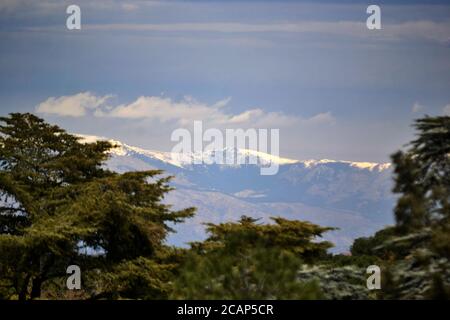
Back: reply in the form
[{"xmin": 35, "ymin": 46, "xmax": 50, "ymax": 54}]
[
  {"xmin": 0, "ymin": 113, "xmax": 195, "ymax": 300},
  {"xmin": 392, "ymin": 116, "xmax": 450, "ymax": 232},
  {"xmin": 352, "ymin": 116, "xmax": 450, "ymax": 299},
  {"xmin": 172, "ymin": 216, "xmax": 333, "ymax": 299}
]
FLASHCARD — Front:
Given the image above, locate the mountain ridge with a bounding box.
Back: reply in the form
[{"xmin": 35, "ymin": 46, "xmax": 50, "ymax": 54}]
[
  {"xmin": 77, "ymin": 134, "xmax": 391, "ymax": 172},
  {"xmin": 76, "ymin": 133, "xmax": 396, "ymax": 253}
]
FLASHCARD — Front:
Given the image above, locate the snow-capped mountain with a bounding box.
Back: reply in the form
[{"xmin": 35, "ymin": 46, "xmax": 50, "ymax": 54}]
[
  {"xmin": 78, "ymin": 134, "xmax": 395, "ymax": 252},
  {"xmin": 80, "ymin": 134, "xmax": 299, "ymax": 168}
]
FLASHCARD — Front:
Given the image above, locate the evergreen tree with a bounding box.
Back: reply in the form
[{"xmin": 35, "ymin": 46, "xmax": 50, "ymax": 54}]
[
  {"xmin": 352, "ymin": 116, "xmax": 450, "ymax": 299},
  {"xmin": 392, "ymin": 116, "xmax": 450, "ymax": 232},
  {"xmin": 172, "ymin": 216, "xmax": 333, "ymax": 299},
  {"xmin": 0, "ymin": 113, "xmax": 194, "ymax": 300}
]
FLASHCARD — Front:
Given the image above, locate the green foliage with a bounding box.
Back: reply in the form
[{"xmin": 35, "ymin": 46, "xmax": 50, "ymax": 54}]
[
  {"xmin": 196, "ymin": 216, "xmax": 335, "ymax": 261},
  {"xmin": 325, "ymin": 254, "xmax": 379, "ymax": 269},
  {"xmin": 0, "ymin": 113, "xmax": 194, "ymax": 300},
  {"xmin": 356, "ymin": 116, "xmax": 450, "ymax": 300},
  {"xmin": 296, "ymin": 264, "xmax": 374, "ymax": 300},
  {"xmin": 173, "ymin": 246, "xmax": 323, "ymax": 299},
  {"xmin": 430, "ymin": 223, "xmax": 450, "ymax": 259},
  {"xmin": 427, "ymin": 273, "xmax": 450, "ymax": 300},
  {"xmin": 86, "ymin": 257, "xmax": 175, "ymax": 299},
  {"xmin": 172, "ymin": 216, "xmax": 333, "ymax": 299},
  {"xmin": 351, "ymin": 227, "xmax": 398, "ymax": 259},
  {"xmin": 411, "ymin": 117, "xmax": 450, "ymax": 187},
  {"xmin": 377, "ymin": 242, "xmax": 450, "ymax": 300},
  {"xmin": 391, "ymin": 151, "xmax": 429, "ymax": 232},
  {"xmin": 392, "ymin": 116, "xmax": 450, "ymax": 232}
]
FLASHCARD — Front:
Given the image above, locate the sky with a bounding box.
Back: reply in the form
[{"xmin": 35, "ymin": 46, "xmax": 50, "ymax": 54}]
[{"xmin": 1, "ymin": 0, "xmax": 450, "ymax": 162}]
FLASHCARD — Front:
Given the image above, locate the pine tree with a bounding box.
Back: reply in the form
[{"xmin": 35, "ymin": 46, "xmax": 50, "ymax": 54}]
[
  {"xmin": 354, "ymin": 116, "xmax": 450, "ymax": 299},
  {"xmin": 172, "ymin": 216, "xmax": 333, "ymax": 299},
  {"xmin": 392, "ymin": 116, "xmax": 450, "ymax": 232},
  {"xmin": 0, "ymin": 113, "xmax": 194, "ymax": 300}
]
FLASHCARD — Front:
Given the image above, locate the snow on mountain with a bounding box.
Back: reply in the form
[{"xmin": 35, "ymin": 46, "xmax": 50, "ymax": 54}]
[
  {"xmin": 77, "ymin": 134, "xmax": 396, "ymax": 252},
  {"xmin": 77, "ymin": 134, "xmax": 390, "ymax": 171},
  {"xmin": 78, "ymin": 134, "xmax": 299, "ymax": 167},
  {"xmin": 302, "ymin": 159, "xmax": 391, "ymax": 172},
  {"xmin": 78, "ymin": 134, "xmax": 183, "ymax": 168}
]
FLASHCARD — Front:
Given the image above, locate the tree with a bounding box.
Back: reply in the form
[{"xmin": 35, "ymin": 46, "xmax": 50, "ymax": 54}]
[
  {"xmin": 0, "ymin": 113, "xmax": 194, "ymax": 300},
  {"xmin": 392, "ymin": 116, "xmax": 450, "ymax": 232},
  {"xmin": 353, "ymin": 116, "xmax": 450, "ymax": 299},
  {"xmin": 172, "ymin": 216, "xmax": 333, "ymax": 299}
]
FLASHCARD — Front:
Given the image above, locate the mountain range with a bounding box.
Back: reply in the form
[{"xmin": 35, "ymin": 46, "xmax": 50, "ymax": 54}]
[{"xmin": 80, "ymin": 135, "xmax": 396, "ymax": 253}]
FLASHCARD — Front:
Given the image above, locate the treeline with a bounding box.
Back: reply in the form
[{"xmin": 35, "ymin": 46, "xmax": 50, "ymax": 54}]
[{"xmin": 0, "ymin": 113, "xmax": 449, "ymax": 300}]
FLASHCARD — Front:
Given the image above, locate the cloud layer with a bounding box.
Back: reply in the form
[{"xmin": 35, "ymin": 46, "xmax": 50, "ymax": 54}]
[
  {"xmin": 36, "ymin": 92, "xmax": 334, "ymax": 128},
  {"xmin": 36, "ymin": 92, "xmax": 113, "ymax": 117}
]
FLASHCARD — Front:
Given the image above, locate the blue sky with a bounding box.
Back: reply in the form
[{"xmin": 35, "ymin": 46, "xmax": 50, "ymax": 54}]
[{"xmin": 1, "ymin": 0, "xmax": 450, "ymax": 162}]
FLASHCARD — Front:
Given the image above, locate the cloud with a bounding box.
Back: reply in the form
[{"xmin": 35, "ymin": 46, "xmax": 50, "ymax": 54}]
[
  {"xmin": 387, "ymin": 20, "xmax": 450, "ymax": 44},
  {"xmin": 443, "ymin": 104, "xmax": 450, "ymax": 116},
  {"xmin": 79, "ymin": 20, "xmax": 450, "ymax": 44},
  {"xmin": 36, "ymin": 92, "xmax": 334, "ymax": 128},
  {"xmin": 36, "ymin": 92, "xmax": 112, "ymax": 117},
  {"xmin": 101, "ymin": 95, "xmax": 228, "ymax": 125},
  {"xmin": 212, "ymin": 97, "xmax": 232, "ymax": 109},
  {"xmin": 4, "ymin": 1, "xmax": 450, "ymax": 44},
  {"xmin": 228, "ymin": 109, "xmax": 264, "ymax": 124},
  {"xmin": 412, "ymin": 102, "xmax": 424, "ymax": 113},
  {"xmin": 305, "ymin": 112, "xmax": 336, "ymax": 125},
  {"xmin": 0, "ymin": 0, "xmax": 165, "ymax": 14}
]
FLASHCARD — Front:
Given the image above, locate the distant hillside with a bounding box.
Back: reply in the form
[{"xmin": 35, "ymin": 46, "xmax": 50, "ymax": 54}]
[{"xmin": 79, "ymin": 134, "xmax": 395, "ymax": 252}]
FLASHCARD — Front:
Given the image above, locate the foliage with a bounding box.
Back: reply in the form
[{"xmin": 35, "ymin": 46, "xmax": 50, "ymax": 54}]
[
  {"xmin": 172, "ymin": 216, "xmax": 333, "ymax": 299},
  {"xmin": 0, "ymin": 113, "xmax": 194, "ymax": 300},
  {"xmin": 194, "ymin": 216, "xmax": 335, "ymax": 261},
  {"xmin": 350, "ymin": 227, "xmax": 398, "ymax": 259},
  {"xmin": 296, "ymin": 264, "xmax": 374, "ymax": 300},
  {"xmin": 392, "ymin": 116, "xmax": 450, "ymax": 232},
  {"xmin": 352, "ymin": 116, "xmax": 450, "ymax": 299}
]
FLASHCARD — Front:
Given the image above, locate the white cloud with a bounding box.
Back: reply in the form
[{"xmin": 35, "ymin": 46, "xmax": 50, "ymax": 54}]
[
  {"xmin": 443, "ymin": 104, "xmax": 450, "ymax": 116},
  {"xmin": 35, "ymin": 92, "xmax": 334, "ymax": 128},
  {"xmin": 36, "ymin": 92, "xmax": 113, "ymax": 117},
  {"xmin": 212, "ymin": 97, "xmax": 232, "ymax": 109},
  {"xmin": 305, "ymin": 112, "xmax": 335, "ymax": 125},
  {"xmin": 228, "ymin": 109, "xmax": 264, "ymax": 124},
  {"xmin": 412, "ymin": 102, "xmax": 424, "ymax": 113},
  {"xmin": 104, "ymin": 96, "xmax": 227, "ymax": 125}
]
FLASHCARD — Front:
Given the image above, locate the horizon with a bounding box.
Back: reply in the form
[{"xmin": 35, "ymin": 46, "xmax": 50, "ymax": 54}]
[{"xmin": 77, "ymin": 131, "xmax": 393, "ymax": 166}]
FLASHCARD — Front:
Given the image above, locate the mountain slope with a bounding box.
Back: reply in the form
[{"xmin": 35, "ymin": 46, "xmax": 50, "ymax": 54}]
[{"xmin": 78, "ymin": 134, "xmax": 395, "ymax": 252}]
